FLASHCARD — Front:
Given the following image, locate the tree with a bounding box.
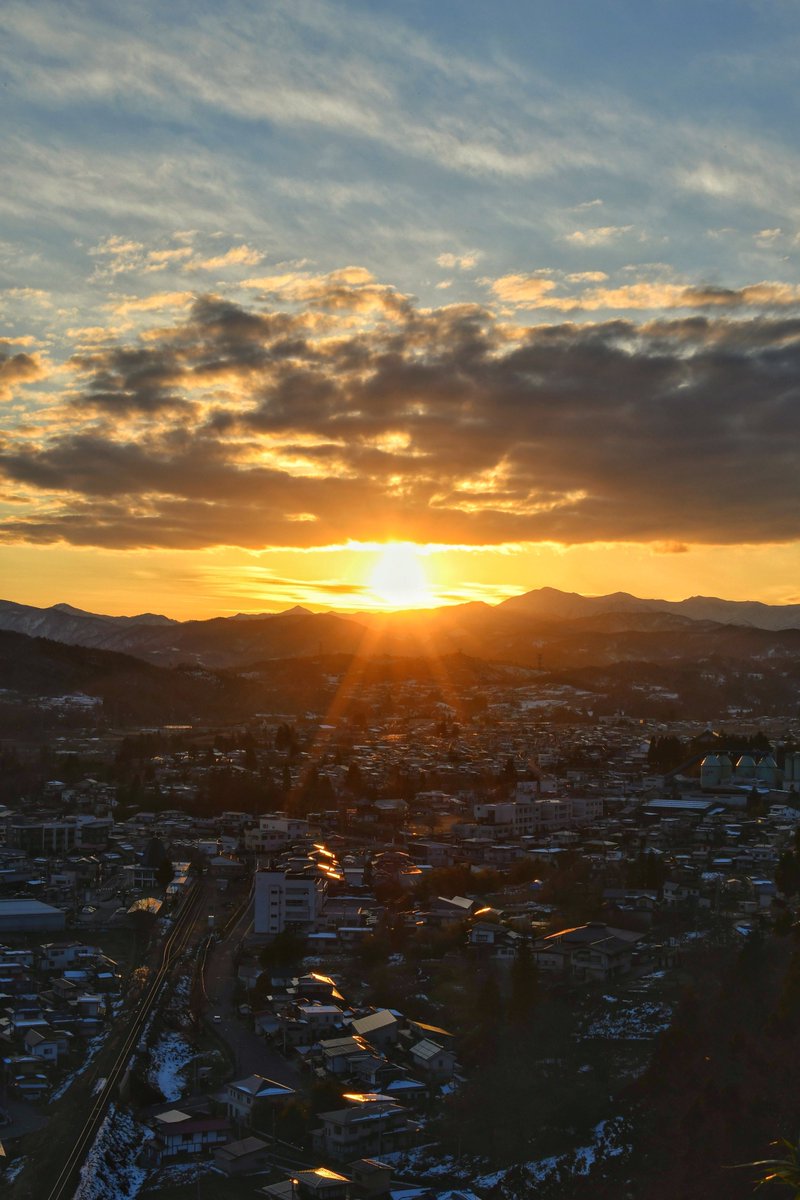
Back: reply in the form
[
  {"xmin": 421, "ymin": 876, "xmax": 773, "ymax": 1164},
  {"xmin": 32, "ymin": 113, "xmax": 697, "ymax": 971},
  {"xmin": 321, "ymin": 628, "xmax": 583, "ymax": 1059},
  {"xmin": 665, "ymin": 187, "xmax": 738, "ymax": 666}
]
[
  {"xmin": 508, "ymin": 938, "xmax": 539, "ymax": 1026},
  {"xmin": 156, "ymin": 858, "xmax": 174, "ymax": 889},
  {"xmin": 776, "ymin": 849, "xmax": 800, "ymax": 898},
  {"xmin": 259, "ymin": 929, "xmax": 306, "ymax": 972}
]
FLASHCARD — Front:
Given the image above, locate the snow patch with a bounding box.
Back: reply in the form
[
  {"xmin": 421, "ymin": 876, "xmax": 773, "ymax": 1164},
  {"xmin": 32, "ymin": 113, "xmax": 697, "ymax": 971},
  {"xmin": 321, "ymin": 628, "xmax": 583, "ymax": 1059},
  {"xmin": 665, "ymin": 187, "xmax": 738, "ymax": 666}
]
[
  {"xmin": 474, "ymin": 1116, "xmax": 633, "ymax": 1193},
  {"xmin": 147, "ymin": 1032, "xmax": 197, "ymax": 1101},
  {"xmin": 74, "ymin": 1104, "xmax": 153, "ymax": 1200}
]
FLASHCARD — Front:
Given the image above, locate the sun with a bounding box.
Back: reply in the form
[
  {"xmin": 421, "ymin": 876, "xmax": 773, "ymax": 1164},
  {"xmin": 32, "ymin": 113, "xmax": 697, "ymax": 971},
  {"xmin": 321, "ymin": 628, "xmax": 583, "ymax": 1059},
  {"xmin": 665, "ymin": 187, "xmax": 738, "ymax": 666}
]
[{"xmin": 369, "ymin": 542, "xmax": 434, "ymax": 609}]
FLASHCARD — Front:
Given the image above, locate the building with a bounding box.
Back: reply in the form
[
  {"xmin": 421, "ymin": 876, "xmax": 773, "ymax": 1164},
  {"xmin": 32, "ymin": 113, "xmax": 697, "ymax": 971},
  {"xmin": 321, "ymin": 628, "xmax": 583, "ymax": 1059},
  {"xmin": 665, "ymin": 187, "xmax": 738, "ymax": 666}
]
[
  {"xmin": 253, "ymin": 869, "xmax": 326, "ymax": 936},
  {"xmin": 225, "ymin": 1075, "xmax": 296, "ymax": 1125},
  {"xmin": 149, "ymin": 1106, "xmax": 230, "ymax": 1159},
  {"xmin": 212, "ymin": 1135, "xmax": 272, "ymax": 1176},
  {"xmin": 261, "ymin": 1166, "xmax": 351, "ymax": 1200},
  {"xmin": 532, "ymin": 922, "xmax": 644, "ymax": 982},
  {"xmin": 0, "ymin": 900, "xmax": 66, "ymax": 935},
  {"xmin": 311, "ymin": 1101, "xmax": 418, "ymax": 1162},
  {"xmin": 408, "ymin": 1039, "xmax": 456, "ymax": 1082},
  {"xmin": 245, "ymin": 816, "xmax": 310, "ymax": 855}
]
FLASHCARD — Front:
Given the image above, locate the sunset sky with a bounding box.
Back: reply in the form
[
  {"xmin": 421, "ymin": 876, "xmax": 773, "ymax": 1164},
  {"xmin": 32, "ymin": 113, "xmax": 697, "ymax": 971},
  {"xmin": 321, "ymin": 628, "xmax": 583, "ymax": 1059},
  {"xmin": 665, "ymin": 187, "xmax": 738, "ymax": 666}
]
[{"xmin": 3, "ymin": 0, "xmax": 800, "ymax": 617}]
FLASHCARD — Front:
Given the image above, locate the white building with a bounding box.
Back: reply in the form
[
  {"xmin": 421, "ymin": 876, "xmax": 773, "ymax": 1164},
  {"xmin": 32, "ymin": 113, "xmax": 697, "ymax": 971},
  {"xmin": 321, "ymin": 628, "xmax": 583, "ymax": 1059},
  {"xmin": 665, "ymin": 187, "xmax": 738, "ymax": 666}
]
[
  {"xmin": 244, "ymin": 816, "xmax": 309, "ymax": 855},
  {"xmin": 473, "ymin": 793, "xmax": 603, "ymax": 838},
  {"xmin": 253, "ymin": 868, "xmax": 326, "ymax": 936}
]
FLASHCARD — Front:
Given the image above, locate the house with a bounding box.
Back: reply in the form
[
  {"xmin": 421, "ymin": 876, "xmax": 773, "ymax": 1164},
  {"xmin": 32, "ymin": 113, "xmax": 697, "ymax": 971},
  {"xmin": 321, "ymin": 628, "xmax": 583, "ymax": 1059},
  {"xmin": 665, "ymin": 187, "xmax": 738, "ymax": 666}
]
[
  {"xmin": 569, "ymin": 935, "xmax": 637, "ymax": 982},
  {"xmin": 260, "ymin": 1165, "xmax": 351, "ymax": 1199},
  {"xmin": 312, "ymin": 1101, "xmax": 419, "ymax": 1162},
  {"xmin": 318, "ymin": 1036, "xmax": 376, "ymax": 1077},
  {"xmin": 348, "ymin": 1158, "xmax": 393, "ymax": 1197},
  {"xmin": 3, "ymin": 1057, "xmax": 50, "ymax": 1101},
  {"xmin": 422, "ymin": 896, "xmax": 476, "ymax": 927},
  {"xmin": 408, "ymin": 1039, "xmax": 456, "ymax": 1083},
  {"xmin": 350, "ymin": 1010, "xmax": 400, "ymax": 1050},
  {"xmin": 532, "ymin": 922, "xmax": 644, "ymax": 982},
  {"xmin": 292, "ymin": 973, "xmax": 343, "ymax": 1003},
  {"xmin": 212, "ymin": 1135, "xmax": 272, "ymax": 1176},
  {"xmin": 468, "ymin": 921, "xmax": 521, "ymax": 954},
  {"xmin": 23, "ymin": 1028, "xmax": 62, "ymax": 1063},
  {"xmin": 150, "ymin": 1106, "xmax": 230, "ymax": 1159},
  {"xmin": 405, "ymin": 1019, "xmax": 454, "ymax": 1046},
  {"xmin": 225, "ymin": 1075, "xmax": 296, "ymax": 1125},
  {"xmin": 295, "ymin": 1003, "xmax": 346, "ymax": 1033}
]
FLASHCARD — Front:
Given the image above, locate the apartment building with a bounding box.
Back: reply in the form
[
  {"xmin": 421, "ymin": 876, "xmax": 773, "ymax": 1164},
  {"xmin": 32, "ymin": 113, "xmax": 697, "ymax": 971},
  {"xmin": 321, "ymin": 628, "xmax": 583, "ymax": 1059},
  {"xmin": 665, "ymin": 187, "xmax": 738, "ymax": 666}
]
[{"xmin": 253, "ymin": 868, "xmax": 326, "ymax": 936}]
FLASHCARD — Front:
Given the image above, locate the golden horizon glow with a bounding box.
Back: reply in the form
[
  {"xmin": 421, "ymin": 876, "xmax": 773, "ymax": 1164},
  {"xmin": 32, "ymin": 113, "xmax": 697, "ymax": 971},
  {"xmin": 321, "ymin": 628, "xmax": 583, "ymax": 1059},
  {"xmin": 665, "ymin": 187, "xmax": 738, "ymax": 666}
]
[
  {"xmin": 4, "ymin": 539, "xmax": 800, "ymax": 621},
  {"xmin": 368, "ymin": 541, "xmax": 435, "ymax": 609}
]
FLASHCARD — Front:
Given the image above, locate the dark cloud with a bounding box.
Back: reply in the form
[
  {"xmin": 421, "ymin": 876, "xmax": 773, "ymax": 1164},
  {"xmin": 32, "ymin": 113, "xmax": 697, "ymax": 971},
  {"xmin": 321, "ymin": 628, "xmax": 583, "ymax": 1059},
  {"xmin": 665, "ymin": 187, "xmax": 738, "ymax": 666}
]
[
  {"xmin": 0, "ymin": 348, "xmax": 46, "ymax": 399},
  {"xmin": 2, "ymin": 291, "xmax": 800, "ymax": 549}
]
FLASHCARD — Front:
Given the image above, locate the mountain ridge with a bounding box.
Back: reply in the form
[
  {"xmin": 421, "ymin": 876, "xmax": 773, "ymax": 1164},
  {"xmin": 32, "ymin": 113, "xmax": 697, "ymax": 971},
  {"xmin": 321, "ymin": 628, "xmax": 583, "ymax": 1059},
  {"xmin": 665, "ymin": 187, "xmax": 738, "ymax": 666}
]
[{"xmin": 1, "ymin": 587, "xmax": 799, "ymax": 671}]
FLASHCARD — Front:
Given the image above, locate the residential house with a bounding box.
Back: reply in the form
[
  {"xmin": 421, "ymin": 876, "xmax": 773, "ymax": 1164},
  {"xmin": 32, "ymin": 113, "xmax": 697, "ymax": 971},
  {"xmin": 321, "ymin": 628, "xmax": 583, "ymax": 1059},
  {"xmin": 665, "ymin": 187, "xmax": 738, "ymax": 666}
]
[
  {"xmin": 225, "ymin": 1075, "xmax": 296, "ymax": 1126},
  {"xmin": 350, "ymin": 1010, "xmax": 400, "ymax": 1051},
  {"xmin": 408, "ymin": 1039, "xmax": 456, "ymax": 1083},
  {"xmin": 23, "ymin": 1027, "xmax": 62, "ymax": 1063},
  {"xmin": 532, "ymin": 922, "xmax": 644, "ymax": 982},
  {"xmin": 150, "ymin": 1106, "xmax": 230, "ymax": 1159},
  {"xmin": 260, "ymin": 1166, "xmax": 351, "ymax": 1199},
  {"xmin": 212, "ymin": 1135, "xmax": 272, "ymax": 1176},
  {"xmin": 312, "ymin": 1101, "xmax": 419, "ymax": 1162}
]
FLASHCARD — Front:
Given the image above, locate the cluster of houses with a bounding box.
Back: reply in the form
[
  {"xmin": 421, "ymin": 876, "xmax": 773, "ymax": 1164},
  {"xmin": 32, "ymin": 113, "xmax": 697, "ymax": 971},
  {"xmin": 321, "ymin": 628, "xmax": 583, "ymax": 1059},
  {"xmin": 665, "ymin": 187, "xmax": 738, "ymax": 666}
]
[
  {"xmin": 124, "ymin": 961, "xmax": 460, "ymax": 1197},
  {"xmin": 0, "ymin": 940, "xmax": 119, "ymax": 1104}
]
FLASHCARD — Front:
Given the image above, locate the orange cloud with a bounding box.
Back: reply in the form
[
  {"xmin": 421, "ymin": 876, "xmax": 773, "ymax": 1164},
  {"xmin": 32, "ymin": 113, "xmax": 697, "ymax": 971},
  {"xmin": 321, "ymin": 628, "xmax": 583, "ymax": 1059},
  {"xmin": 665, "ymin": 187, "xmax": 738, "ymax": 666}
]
[
  {"xmin": 188, "ymin": 245, "xmax": 263, "ymax": 271},
  {"xmin": 4, "ymin": 285, "xmax": 800, "ymax": 554}
]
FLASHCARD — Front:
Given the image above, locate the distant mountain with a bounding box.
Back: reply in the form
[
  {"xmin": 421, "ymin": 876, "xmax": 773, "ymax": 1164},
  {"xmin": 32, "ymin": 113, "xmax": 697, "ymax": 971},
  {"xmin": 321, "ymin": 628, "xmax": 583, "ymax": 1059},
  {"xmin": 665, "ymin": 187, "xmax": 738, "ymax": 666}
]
[
  {"xmin": 1, "ymin": 587, "xmax": 800, "ymax": 674},
  {"xmin": 228, "ymin": 605, "xmax": 313, "ymax": 621},
  {"xmin": 0, "ymin": 600, "xmax": 368, "ymax": 667},
  {"xmin": 50, "ymin": 602, "xmax": 177, "ymax": 625},
  {"xmin": 498, "ymin": 587, "xmax": 800, "ymax": 630}
]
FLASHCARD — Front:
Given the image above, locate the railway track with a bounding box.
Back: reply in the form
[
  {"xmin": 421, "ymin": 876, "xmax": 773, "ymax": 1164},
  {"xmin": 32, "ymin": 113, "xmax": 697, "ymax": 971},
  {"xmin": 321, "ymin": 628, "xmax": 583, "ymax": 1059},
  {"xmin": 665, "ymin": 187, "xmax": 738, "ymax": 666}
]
[{"xmin": 42, "ymin": 881, "xmax": 206, "ymax": 1200}]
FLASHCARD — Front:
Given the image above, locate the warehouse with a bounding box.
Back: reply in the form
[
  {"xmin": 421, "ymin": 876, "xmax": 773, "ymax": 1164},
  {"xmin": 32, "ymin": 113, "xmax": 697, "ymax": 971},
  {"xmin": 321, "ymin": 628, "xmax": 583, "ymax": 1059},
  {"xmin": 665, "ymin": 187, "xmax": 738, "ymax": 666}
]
[{"xmin": 0, "ymin": 899, "xmax": 66, "ymax": 934}]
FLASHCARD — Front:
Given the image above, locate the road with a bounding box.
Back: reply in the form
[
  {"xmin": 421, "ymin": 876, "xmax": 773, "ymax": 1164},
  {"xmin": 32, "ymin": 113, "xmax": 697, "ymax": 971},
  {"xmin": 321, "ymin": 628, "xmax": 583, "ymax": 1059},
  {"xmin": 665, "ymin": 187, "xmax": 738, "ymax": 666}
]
[{"xmin": 202, "ymin": 896, "xmax": 303, "ymax": 1091}]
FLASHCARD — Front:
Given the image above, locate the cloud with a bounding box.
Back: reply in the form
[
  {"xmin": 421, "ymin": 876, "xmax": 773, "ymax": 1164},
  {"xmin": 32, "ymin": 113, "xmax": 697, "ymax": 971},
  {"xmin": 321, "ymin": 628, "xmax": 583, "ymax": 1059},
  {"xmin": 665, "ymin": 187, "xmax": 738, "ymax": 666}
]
[
  {"xmin": 489, "ymin": 275, "xmax": 800, "ymax": 313},
  {"xmin": 3, "ymin": 283, "xmax": 800, "ymax": 552},
  {"xmin": 490, "ymin": 275, "xmax": 559, "ymax": 306},
  {"xmin": 564, "ymin": 225, "xmax": 635, "ymax": 246},
  {"xmin": 188, "ymin": 245, "xmax": 263, "ymax": 272},
  {"xmin": 88, "ymin": 236, "xmax": 264, "ymax": 281},
  {"xmin": 0, "ymin": 347, "xmax": 47, "ymax": 399},
  {"xmin": 240, "ymin": 267, "xmax": 411, "ymax": 317},
  {"xmin": 437, "ymin": 252, "xmax": 479, "ymax": 270},
  {"xmin": 111, "ymin": 292, "xmax": 194, "ymax": 317}
]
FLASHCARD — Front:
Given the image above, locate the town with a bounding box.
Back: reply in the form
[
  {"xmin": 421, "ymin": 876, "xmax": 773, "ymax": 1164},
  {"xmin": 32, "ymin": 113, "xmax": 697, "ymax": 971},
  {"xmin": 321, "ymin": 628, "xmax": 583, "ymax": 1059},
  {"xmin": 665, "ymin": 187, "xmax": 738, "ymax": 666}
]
[{"xmin": 1, "ymin": 662, "xmax": 799, "ymax": 1200}]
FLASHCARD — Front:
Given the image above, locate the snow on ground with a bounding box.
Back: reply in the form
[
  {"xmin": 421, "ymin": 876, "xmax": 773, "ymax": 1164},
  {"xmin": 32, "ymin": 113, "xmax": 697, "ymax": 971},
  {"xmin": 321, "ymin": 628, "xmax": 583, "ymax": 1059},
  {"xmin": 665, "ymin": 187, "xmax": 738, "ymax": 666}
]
[
  {"xmin": 142, "ymin": 1160, "xmax": 219, "ymax": 1192},
  {"xmin": 74, "ymin": 1104, "xmax": 153, "ymax": 1200},
  {"xmin": 392, "ymin": 1118, "xmax": 633, "ymax": 1195},
  {"xmin": 147, "ymin": 1032, "xmax": 197, "ymax": 1101},
  {"xmin": 473, "ymin": 1116, "xmax": 633, "ymax": 1194},
  {"xmin": 5, "ymin": 1157, "xmax": 28, "ymax": 1184},
  {"xmin": 582, "ymin": 998, "xmax": 672, "ymax": 1040}
]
